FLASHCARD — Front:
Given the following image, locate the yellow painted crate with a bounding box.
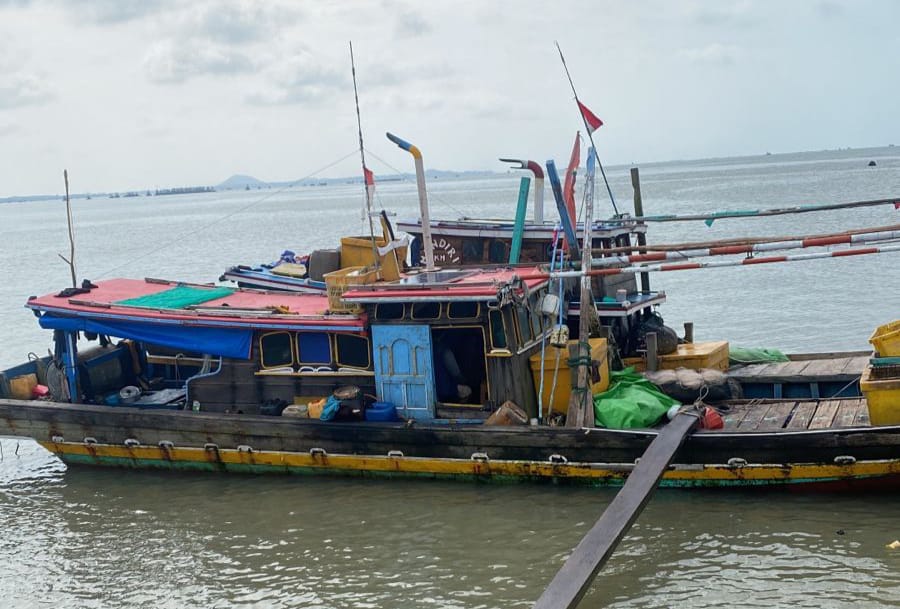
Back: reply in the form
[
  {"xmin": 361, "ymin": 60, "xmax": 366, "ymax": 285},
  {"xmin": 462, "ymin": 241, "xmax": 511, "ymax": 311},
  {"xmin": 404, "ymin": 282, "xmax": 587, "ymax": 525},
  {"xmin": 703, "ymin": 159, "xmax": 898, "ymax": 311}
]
[
  {"xmin": 860, "ymin": 365, "xmax": 900, "ymax": 425},
  {"xmin": 529, "ymin": 338, "xmax": 609, "ymax": 414},
  {"xmin": 624, "ymin": 341, "xmax": 730, "ymax": 372},
  {"xmin": 869, "ymin": 319, "xmax": 900, "ymax": 357},
  {"xmin": 323, "ymin": 266, "xmax": 377, "ymax": 313}
]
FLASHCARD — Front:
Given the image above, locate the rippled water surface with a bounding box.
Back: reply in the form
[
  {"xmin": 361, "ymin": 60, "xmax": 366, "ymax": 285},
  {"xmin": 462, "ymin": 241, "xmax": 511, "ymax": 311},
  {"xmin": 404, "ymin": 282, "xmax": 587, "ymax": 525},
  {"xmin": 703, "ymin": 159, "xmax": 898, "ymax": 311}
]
[{"xmin": 2, "ymin": 147, "xmax": 900, "ymax": 608}]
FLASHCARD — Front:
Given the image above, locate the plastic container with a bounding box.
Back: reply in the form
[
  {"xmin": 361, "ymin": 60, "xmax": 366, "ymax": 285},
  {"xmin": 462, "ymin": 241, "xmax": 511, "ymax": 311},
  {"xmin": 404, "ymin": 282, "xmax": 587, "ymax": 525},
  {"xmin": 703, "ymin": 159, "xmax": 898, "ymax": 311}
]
[
  {"xmin": 340, "ymin": 236, "xmax": 405, "ymax": 282},
  {"xmin": 860, "ymin": 365, "xmax": 900, "ymax": 425},
  {"xmin": 323, "ymin": 266, "xmax": 377, "ymax": 313},
  {"xmin": 529, "ymin": 338, "xmax": 609, "ymax": 414},
  {"xmin": 365, "ymin": 401, "xmax": 399, "ymax": 422},
  {"xmin": 282, "ymin": 404, "xmax": 309, "ymax": 418},
  {"xmin": 869, "ymin": 320, "xmax": 900, "ymax": 357},
  {"xmin": 307, "ymin": 397, "xmax": 327, "ymax": 419}
]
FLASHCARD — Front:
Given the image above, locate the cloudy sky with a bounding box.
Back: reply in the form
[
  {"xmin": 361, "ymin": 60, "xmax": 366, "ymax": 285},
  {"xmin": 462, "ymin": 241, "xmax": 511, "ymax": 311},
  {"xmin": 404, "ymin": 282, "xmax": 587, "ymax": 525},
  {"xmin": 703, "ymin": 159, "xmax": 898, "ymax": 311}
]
[{"xmin": 1, "ymin": 0, "xmax": 898, "ymax": 196}]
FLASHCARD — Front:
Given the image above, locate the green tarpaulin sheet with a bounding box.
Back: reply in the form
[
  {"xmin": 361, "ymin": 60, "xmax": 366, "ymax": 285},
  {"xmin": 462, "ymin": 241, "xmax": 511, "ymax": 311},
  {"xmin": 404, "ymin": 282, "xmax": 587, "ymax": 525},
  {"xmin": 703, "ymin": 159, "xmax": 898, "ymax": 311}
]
[
  {"xmin": 728, "ymin": 346, "xmax": 789, "ymax": 365},
  {"xmin": 116, "ymin": 285, "xmax": 235, "ymax": 310},
  {"xmin": 593, "ymin": 367, "xmax": 680, "ymax": 430}
]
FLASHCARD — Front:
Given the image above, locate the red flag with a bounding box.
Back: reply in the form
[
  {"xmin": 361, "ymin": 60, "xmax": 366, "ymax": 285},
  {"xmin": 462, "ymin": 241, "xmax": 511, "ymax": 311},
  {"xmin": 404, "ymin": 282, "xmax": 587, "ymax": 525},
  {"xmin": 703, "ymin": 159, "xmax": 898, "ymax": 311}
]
[
  {"xmin": 577, "ymin": 100, "xmax": 603, "ymax": 133},
  {"xmin": 364, "ymin": 167, "xmax": 374, "ymax": 187},
  {"xmin": 563, "ymin": 132, "xmax": 581, "ymax": 227}
]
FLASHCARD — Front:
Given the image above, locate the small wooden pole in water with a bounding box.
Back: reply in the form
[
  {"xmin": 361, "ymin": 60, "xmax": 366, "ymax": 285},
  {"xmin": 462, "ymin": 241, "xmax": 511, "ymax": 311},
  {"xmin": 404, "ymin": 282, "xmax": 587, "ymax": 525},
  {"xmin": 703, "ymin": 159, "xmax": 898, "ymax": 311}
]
[
  {"xmin": 533, "ymin": 410, "xmax": 701, "ymax": 609},
  {"xmin": 630, "ymin": 167, "xmax": 650, "ymax": 293}
]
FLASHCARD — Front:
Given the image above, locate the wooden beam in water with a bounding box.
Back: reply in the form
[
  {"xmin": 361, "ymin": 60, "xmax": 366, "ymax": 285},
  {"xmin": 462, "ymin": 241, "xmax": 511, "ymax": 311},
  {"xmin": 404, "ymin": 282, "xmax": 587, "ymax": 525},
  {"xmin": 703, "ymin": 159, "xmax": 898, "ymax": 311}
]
[{"xmin": 533, "ymin": 411, "xmax": 700, "ymax": 609}]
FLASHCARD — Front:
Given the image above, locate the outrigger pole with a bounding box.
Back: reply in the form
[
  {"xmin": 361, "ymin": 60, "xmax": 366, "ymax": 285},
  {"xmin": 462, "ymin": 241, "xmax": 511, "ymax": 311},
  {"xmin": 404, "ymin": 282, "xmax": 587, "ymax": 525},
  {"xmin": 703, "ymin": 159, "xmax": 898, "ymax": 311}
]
[
  {"xmin": 534, "ymin": 241, "xmax": 900, "ymax": 279},
  {"xmin": 591, "ymin": 227, "xmax": 900, "ymax": 267},
  {"xmin": 348, "ymin": 41, "xmax": 381, "ymax": 276},
  {"xmin": 597, "ymin": 196, "xmax": 900, "ymax": 224},
  {"xmin": 555, "ymin": 42, "xmax": 620, "ymax": 216},
  {"xmin": 591, "ymin": 222, "xmax": 900, "ymax": 254}
]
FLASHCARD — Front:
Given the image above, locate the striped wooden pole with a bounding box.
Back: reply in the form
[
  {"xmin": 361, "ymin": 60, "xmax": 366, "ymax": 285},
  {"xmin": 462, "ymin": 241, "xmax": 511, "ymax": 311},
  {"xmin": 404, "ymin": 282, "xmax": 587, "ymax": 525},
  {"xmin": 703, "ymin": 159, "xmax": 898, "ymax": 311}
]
[
  {"xmin": 591, "ymin": 229, "xmax": 900, "ymax": 267},
  {"xmin": 521, "ymin": 242, "xmax": 900, "ymax": 280},
  {"xmin": 595, "ymin": 196, "xmax": 900, "ymax": 224}
]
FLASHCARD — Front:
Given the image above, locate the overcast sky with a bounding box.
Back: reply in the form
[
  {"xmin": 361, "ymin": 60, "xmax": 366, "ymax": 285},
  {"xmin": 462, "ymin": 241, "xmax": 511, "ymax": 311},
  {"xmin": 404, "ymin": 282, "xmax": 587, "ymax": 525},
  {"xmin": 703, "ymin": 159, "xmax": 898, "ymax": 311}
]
[{"xmin": 1, "ymin": 0, "xmax": 898, "ymax": 196}]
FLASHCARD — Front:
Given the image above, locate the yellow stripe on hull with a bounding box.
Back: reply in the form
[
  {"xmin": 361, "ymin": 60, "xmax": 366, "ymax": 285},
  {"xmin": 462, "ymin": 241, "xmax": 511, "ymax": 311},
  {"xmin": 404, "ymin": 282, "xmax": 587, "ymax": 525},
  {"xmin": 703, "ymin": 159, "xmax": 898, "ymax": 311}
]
[{"xmin": 37, "ymin": 441, "xmax": 900, "ymax": 488}]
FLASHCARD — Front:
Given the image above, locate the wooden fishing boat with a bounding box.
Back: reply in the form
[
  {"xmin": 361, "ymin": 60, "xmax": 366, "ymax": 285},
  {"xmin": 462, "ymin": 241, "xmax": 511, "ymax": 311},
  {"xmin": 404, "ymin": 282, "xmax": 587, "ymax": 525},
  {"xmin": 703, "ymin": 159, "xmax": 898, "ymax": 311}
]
[{"xmin": 2, "ymin": 270, "xmax": 898, "ymax": 489}]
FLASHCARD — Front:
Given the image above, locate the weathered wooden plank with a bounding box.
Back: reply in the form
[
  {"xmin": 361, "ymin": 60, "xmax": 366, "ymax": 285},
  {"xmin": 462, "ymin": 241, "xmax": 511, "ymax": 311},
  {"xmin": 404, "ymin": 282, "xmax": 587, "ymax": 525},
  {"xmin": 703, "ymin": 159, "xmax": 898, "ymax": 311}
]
[
  {"xmin": 737, "ymin": 402, "xmax": 769, "ymax": 430},
  {"xmin": 832, "ymin": 399, "xmax": 860, "ymax": 428},
  {"xmin": 841, "ymin": 356, "xmax": 870, "ymax": 375},
  {"xmin": 532, "ymin": 412, "xmax": 700, "ymax": 609},
  {"xmin": 756, "ymin": 401, "xmax": 797, "ymax": 431},
  {"xmin": 801, "ymin": 358, "xmax": 853, "ymax": 378},
  {"xmin": 721, "ymin": 404, "xmax": 750, "ymax": 430},
  {"xmin": 786, "ymin": 401, "xmax": 817, "ymax": 429},
  {"xmin": 853, "ymin": 399, "xmax": 871, "ymax": 426},
  {"xmin": 809, "ymin": 400, "xmax": 840, "ymax": 429}
]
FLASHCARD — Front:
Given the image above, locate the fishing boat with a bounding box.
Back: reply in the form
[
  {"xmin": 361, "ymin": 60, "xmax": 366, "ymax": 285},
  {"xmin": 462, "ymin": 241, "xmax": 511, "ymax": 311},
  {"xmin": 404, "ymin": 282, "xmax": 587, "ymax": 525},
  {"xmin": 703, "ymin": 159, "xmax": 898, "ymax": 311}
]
[{"xmin": 2, "ymin": 248, "xmax": 899, "ymax": 488}]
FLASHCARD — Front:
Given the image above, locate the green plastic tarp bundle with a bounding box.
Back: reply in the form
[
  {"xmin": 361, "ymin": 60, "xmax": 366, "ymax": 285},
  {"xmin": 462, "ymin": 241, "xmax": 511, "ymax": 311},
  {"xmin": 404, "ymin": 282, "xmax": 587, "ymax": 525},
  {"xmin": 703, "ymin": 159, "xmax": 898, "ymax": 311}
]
[
  {"xmin": 593, "ymin": 367, "xmax": 680, "ymax": 430},
  {"xmin": 728, "ymin": 346, "xmax": 789, "ymax": 365}
]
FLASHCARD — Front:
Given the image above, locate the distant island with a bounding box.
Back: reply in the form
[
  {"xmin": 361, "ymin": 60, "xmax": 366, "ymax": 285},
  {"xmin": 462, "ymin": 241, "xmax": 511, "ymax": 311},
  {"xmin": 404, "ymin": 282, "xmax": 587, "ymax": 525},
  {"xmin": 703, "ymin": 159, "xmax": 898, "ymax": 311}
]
[{"xmin": 2, "ymin": 144, "xmax": 896, "ymax": 204}]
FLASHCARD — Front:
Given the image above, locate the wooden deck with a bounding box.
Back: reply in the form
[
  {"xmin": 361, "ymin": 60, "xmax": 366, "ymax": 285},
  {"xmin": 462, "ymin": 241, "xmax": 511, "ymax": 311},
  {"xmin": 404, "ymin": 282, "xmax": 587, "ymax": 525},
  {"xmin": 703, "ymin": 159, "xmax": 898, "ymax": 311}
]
[
  {"xmin": 720, "ymin": 398, "xmax": 870, "ymax": 431},
  {"xmin": 728, "ymin": 354, "xmax": 869, "ymax": 384}
]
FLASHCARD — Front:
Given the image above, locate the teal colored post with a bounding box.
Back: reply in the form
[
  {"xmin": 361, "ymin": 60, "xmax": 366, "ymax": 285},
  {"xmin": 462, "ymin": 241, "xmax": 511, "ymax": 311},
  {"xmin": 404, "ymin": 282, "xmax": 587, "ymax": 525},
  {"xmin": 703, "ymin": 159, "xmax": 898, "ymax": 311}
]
[{"xmin": 509, "ymin": 176, "xmax": 531, "ymax": 264}]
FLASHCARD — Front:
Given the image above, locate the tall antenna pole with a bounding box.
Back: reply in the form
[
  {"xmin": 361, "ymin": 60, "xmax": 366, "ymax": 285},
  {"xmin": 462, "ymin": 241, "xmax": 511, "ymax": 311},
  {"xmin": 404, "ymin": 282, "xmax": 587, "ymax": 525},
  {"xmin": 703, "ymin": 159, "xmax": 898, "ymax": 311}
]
[
  {"xmin": 349, "ymin": 41, "xmax": 380, "ymax": 271},
  {"xmin": 555, "ymin": 42, "xmax": 620, "ymax": 216},
  {"xmin": 59, "ymin": 169, "xmax": 77, "ymax": 288}
]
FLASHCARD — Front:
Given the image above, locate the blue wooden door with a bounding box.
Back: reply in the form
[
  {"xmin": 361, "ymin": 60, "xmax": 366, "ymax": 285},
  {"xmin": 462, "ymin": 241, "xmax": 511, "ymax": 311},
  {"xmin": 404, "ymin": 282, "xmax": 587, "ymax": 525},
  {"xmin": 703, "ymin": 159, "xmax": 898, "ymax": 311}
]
[{"xmin": 372, "ymin": 325, "xmax": 435, "ymax": 420}]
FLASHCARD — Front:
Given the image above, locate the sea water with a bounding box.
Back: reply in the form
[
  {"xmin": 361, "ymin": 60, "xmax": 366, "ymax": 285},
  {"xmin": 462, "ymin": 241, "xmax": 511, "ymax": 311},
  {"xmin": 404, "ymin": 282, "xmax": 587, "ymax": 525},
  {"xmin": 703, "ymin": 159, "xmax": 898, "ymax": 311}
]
[{"xmin": 1, "ymin": 147, "xmax": 899, "ymax": 608}]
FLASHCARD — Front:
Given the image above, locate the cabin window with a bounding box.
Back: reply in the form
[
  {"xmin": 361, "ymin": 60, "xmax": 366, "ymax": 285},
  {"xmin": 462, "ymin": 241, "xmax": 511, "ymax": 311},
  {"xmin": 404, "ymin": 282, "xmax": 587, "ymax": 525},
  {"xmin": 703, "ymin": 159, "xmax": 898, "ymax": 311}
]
[
  {"xmin": 517, "ymin": 306, "xmax": 533, "ymax": 344},
  {"xmin": 375, "ymin": 303, "xmax": 405, "ymax": 320},
  {"xmin": 259, "ymin": 332, "xmax": 294, "ymax": 369},
  {"xmin": 335, "ymin": 334, "xmax": 371, "ymax": 369},
  {"xmin": 297, "ymin": 332, "xmax": 331, "ymax": 365},
  {"xmin": 412, "ymin": 302, "xmax": 441, "ymax": 320},
  {"xmin": 489, "ymin": 309, "xmax": 507, "ymax": 350},
  {"xmin": 448, "ymin": 301, "xmax": 480, "ymax": 319},
  {"xmin": 488, "ymin": 240, "xmax": 507, "ymax": 263}
]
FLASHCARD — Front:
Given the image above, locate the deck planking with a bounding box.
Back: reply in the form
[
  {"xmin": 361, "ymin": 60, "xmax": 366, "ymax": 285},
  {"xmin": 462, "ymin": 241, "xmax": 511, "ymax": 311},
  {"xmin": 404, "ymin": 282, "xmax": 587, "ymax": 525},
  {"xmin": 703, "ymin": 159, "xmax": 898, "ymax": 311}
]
[
  {"xmin": 808, "ymin": 400, "xmax": 841, "ymax": 429},
  {"xmin": 756, "ymin": 401, "xmax": 798, "ymax": 431},
  {"xmin": 721, "ymin": 397, "xmax": 870, "ymax": 431},
  {"xmin": 728, "ymin": 355, "xmax": 868, "ymax": 384}
]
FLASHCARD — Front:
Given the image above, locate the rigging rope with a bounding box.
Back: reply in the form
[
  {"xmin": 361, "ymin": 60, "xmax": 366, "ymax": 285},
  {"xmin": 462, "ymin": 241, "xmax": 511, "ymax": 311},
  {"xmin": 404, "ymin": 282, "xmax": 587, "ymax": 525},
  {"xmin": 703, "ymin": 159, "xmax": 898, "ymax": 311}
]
[{"xmin": 95, "ymin": 149, "xmax": 360, "ymax": 279}]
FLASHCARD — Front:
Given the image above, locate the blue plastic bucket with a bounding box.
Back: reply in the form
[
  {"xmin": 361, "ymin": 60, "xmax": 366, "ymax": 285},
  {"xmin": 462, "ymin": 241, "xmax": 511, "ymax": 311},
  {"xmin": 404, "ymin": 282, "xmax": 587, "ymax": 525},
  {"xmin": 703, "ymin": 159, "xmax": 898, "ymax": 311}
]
[{"xmin": 365, "ymin": 401, "xmax": 398, "ymax": 422}]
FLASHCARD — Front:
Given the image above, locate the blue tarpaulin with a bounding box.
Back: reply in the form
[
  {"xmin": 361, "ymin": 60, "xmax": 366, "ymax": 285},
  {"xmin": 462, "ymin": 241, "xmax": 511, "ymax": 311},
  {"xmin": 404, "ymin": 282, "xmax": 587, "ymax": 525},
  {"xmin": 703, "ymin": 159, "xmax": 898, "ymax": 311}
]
[{"xmin": 38, "ymin": 314, "xmax": 253, "ymax": 359}]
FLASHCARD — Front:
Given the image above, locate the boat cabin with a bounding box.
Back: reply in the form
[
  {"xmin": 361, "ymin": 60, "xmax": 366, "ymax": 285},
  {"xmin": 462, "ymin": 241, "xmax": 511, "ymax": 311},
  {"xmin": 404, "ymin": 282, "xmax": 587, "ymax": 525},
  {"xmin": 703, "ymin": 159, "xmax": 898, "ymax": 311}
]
[{"xmin": 13, "ymin": 271, "xmax": 570, "ymax": 422}]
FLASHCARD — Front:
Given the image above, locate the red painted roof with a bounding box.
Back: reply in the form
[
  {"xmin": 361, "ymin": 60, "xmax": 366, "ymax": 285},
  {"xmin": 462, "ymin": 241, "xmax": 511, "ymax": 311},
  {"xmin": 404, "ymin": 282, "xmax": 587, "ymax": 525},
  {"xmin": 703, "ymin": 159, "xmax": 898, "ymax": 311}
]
[
  {"xmin": 343, "ymin": 266, "xmax": 548, "ymax": 301},
  {"xmin": 27, "ymin": 278, "xmax": 364, "ymax": 330}
]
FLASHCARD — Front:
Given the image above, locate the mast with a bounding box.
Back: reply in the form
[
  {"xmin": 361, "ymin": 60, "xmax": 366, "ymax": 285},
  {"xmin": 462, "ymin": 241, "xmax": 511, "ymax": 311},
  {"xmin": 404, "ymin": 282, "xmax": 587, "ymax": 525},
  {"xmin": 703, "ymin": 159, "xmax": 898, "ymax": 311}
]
[
  {"xmin": 555, "ymin": 42, "xmax": 619, "ymax": 216},
  {"xmin": 349, "ymin": 41, "xmax": 380, "ymax": 273}
]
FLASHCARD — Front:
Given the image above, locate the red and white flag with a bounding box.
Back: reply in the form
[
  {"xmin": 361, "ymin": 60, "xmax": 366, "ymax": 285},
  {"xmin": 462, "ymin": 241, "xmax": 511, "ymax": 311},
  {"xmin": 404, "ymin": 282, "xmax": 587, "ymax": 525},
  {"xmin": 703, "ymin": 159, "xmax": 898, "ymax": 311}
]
[{"xmin": 577, "ymin": 101, "xmax": 603, "ymax": 133}]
